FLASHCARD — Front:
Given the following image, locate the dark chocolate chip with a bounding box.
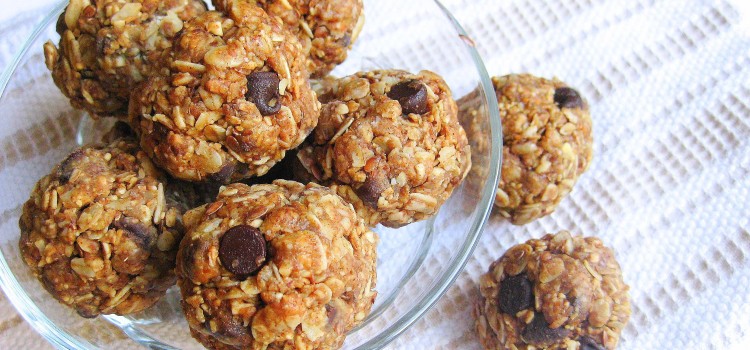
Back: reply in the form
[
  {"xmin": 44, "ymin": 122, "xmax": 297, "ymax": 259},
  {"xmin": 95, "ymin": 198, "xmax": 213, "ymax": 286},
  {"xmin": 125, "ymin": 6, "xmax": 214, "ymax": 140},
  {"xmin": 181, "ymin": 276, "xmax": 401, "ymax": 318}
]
[
  {"xmin": 110, "ymin": 218, "xmax": 154, "ymax": 275},
  {"xmin": 151, "ymin": 121, "xmax": 170, "ymax": 140},
  {"xmin": 498, "ymin": 274, "xmax": 534, "ymax": 315},
  {"xmin": 579, "ymin": 336, "xmax": 606, "ymax": 350},
  {"xmin": 96, "ymin": 35, "xmax": 112, "ymax": 56},
  {"xmin": 355, "ymin": 172, "xmax": 389, "ymax": 209},
  {"xmin": 206, "ymin": 163, "xmax": 236, "ymax": 184},
  {"xmin": 568, "ymin": 294, "xmax": 591, "ymax": 323},
  {"xmin": 246, "ymin": 71, "xmax": 281, "ymax": 116},
  {"xmin": 225, "ymin": 130, "xmax": 252, "ymax": 153},
  {"xmin": 179, "ymin": 238, "xmax": 213, "ymax": 280},
  {"xmin": 205, "ymin": 305, "xmax": 252, "ymax": 342},
  {"xmin": 521, "ymin": 312, "xmax": 571, "ymax": 347},
  {"xmin": 387, "ymin": 80, "xmax": 429, "ymax": 115},
  {"xmin": 294, "ymin": 148, "xmax": 323, "ymax": 183},
  {"xmin": 326, "ymin": 303, "xmax": 339, "ymax": 326},
  {"xmin": 57, "ymin": 149, "xmax": 85, "ymax": 184},
  {"xmin": 76, "ymin": 306, "xmax": 100, "ymax": 319},
  {"xmin": 234, "ymin": 162, "xmax": 250, "ymax": 178},
  {"xmin": 112, "ymin": 218, "xmax": 153, "ymax": 249},
  {"xmin": 219, "ymin": 225, "xmax": 267, "ymax": 276},
  {"xmin": 41, "ymin": 259, "xmax": 96, "ymax": 317},
  {"xmin": 325, "ymin": 300, "xmax": 347, "ymax": 334},
  {"xmin": 55, "ymin": 11, "xmax": 67, "ymax": 35},
  {"xmin": 554, "ymin": 87, "xmax": 584, "ymax": 109},
  {"xmin": 339, "ymin": 34, "xmax": 351, "ymax": 47}
]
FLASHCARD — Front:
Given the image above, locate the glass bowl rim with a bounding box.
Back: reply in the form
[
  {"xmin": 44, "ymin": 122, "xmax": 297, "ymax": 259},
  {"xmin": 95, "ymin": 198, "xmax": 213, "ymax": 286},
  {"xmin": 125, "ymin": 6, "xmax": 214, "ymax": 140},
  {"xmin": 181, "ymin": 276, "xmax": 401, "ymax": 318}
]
[{"xmin": 0, "ymin": 1, "xmax": 502, "ymax": 348}]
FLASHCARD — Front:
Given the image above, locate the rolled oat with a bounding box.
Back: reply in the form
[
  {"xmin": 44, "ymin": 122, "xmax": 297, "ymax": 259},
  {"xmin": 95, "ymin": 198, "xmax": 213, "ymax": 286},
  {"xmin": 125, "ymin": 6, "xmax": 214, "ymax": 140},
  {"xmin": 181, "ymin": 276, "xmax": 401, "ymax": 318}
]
[
  {"xmin": 474, "ymin": 231, "xmax": 631, "ymax": 350},
  {"xmin": 176, "ymin": 180, "xmax": 377, "ymax": 349},
  {"xmin": 129, "ymin": 4, "xmax": 320, "ymax": 183},
  {"xmin": 295, "ymin": 69, "xmax": 471, "ymax": 228},
  {"xmin": 44, "ymin": 0, "xmax": 207, "ymax": 117},
  {"xmin": 18, "ymin": 135, "xmax": 188, "ymax": 317}
]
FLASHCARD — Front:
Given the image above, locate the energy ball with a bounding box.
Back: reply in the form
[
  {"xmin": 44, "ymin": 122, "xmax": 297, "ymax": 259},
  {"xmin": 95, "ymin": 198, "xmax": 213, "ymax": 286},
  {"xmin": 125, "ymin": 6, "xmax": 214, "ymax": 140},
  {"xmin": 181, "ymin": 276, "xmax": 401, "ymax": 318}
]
[
  {"xmin": 214, "ymin": 0, "xmax": 364, "ymax": 77},
  {"xmin": 492, "ymin": 74, "xmax": 593, "ymax": 225},
  {"xmin": 19, "ymin": 137, "xmax": 187, "ymax": 317},
  {"xmin": 295, "ymin": 70, "xmax": 471, "ymax": 228},
  {"xmin": 176, "ymin": 181, "xmax": 377, "ymax": 349},
  {"xmin": 43, "ymin": 0, "xmax": 207, "ymax": 117},
  {"xmin": 475, "ymin": 231, "xmax": 631, "ymax": 350},
  {"xmin": 129, "ymin": 4, "xmax": 320, "ymax": 183}
]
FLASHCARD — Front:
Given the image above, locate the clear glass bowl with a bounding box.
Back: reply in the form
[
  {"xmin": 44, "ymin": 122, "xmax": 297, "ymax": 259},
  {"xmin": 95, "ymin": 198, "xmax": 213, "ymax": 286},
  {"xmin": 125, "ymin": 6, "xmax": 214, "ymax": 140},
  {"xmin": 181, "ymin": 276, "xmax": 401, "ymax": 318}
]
[{"xmin": 0, "ymin": 0, "xmax": 501, "ymax": 348}]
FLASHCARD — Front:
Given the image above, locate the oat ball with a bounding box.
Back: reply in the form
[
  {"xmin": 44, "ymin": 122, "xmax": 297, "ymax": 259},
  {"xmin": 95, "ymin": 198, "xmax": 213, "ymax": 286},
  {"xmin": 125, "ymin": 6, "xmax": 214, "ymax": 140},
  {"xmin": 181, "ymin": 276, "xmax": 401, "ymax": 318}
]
[
  {"xmin": 214, "ymin": 0, "xmax": 364, "ymax": 77},
  {"xmin": 43, "ymin": 0, "xmax": 207, "ymax": 117},
  {"xmin": 176, "ymin": 181, "xmax": 377, "ymax": 349},
  {"xmin": 294, "ymin": 70, "xmax": 471, "ymax": 228},
  {"xmin": 18, "ymin": 137, "xmax": 187, "ymax": 318},
  {"xmin": 475, "ymin": 231, "xmax": 631, "ymax": 350},
  {"xmin": 492, "ymin": 74, "xmax": 593, "ymax": 225},
  {"xmin": 129, "ymin": 4, "xmax": 320, "ymax": 183}
]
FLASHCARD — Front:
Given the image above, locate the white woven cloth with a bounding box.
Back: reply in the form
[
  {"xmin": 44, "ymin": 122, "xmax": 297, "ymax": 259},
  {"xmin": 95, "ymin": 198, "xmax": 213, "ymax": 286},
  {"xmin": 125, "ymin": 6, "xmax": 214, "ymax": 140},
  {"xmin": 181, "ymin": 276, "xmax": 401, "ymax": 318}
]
[
  {"xmin": 390, "ymin": 0, "xmax": 750, "ymax": 349},
  {"xmin": 2, "ymin": 0, "xmax": 750, "ymax": 349}
]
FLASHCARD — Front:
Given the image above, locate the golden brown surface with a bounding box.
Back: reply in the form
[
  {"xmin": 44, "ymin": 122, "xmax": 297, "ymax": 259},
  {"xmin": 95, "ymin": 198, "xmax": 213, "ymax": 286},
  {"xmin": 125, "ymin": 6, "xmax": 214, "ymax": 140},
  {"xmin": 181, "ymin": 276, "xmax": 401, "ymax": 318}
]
[
  {"xmin": 213, "ymin": 0, "xmax": 364, "ymax": 77},
  {"xmin": 493, "ymin": 74, "xmax": 593, "ymax": 225},
  {"xmin": 18, "ymin": 137, "xmax": 187, "ymax": 317},
  {"xmin": 177, "ymin": 181, "xmax": 377, "ymax": 349},
  {"xmin": 475, "ymin": 231, "xmax": 631, "ymax": 350},
  {"xmin": 296, "ymin": 70, "xmax": 471, "ymax": 228},
  {"xmin": 129, "ymin": 4, "xmax": 320, "ymax": 183},
  {"xmin": 43, "ymin": 0, "xmax": 207, "ymax": 117}
]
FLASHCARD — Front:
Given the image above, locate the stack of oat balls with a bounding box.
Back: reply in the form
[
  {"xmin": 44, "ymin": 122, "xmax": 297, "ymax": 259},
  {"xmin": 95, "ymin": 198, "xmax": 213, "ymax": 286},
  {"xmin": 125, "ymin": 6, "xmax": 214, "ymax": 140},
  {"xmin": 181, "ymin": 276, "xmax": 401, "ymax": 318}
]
[
  {"xmin": 21, "ymin": 0, "xmax": 472, "ymax": 349},
  {"xmin": 462, "ymin": 74, "xmax": 632, "ymax": 350},
  {"xmin": 21, "ymin": 0, "xmax": 631, "ymax": 348}
]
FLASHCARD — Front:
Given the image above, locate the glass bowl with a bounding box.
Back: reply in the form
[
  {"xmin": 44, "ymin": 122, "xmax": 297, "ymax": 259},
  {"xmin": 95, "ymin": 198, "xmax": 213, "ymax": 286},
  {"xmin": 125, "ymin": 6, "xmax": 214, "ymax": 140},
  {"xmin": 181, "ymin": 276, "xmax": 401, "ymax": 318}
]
[{"xmin": 0, "ymin": 0, "xmax": 501, "ymax": 348}]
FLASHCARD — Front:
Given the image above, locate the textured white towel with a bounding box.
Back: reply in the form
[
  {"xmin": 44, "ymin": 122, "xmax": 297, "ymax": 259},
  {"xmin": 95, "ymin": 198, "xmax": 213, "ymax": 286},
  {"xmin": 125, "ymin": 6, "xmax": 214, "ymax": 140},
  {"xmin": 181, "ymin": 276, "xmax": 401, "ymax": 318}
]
[
  {"xmin": 1, "ymin": 0, "xmax": 750, "ymax": 349},
  {"xmin": 389, "ymin": 0, "xmax": 750, "ymax": 349}
]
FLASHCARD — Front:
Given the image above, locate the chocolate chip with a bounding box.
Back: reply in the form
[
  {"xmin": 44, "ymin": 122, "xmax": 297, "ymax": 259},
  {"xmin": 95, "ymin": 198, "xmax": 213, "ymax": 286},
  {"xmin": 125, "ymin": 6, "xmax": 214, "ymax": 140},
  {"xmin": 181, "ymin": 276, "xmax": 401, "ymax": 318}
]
[
  {"xmin": 498, "ymin": 274, "xmax": 534, "ymax": 315},
  {"xmin": 57, "ymin": 149, "xmax": 85, "ymax": 184},
  {"xmin": 206, "ymin": 163, "xmax": 236, "ymax": 184},
  {"xmin": 151, "ymin": 121, "xmax": 170, "ymax": 140},
  {"xmin": 234, "ymin": 162, "xmax": 250, "ymax": 178},
  {"xmin": 246, "ymin": 71, "xmax": 281, "ymax": 116},
  {"xmin": 55, "ymin": 11, "xmax": 67, "ymax": 35},
  {"xmin": 294, "ymin": 148, "xmax": 323, "ymax": 183},
  {"xmin": 112, "ymin": 218, "xmax": 153, "ymax": 250},
  {"xmin": 76, "ymin": 306, "xmax": 100, "ymax": 319},
  {"xmin": 568, "ymin": 294, "xmax": 591, "ymax": 324},
  {"xmin": 225, "ymin": 130, "xmax": 252, "ymax": 153},
  {"xmin": 326, "ymin": 300, "xmax": 348, "ymax": 334},
  {"xmin": 339, "ymin": 34, "xmax": 351, "ymax": 47},
  {"xmin": 111, "ymin": 218, "xmax": 154, "ymax": 275},
  {"xmin": 41, "ymin": 260, "xmax": 97, "ymax": 317},
  {"xmin": 579, "ymin": 336, "xmax": 605, "ymax": 350},
  {"xmin": 521, "ymin": 312, "xmax": 571, "ymax": 347},
  {"xmin": 96, "ymin": 35, "xmax": 113, "ymax": 56},
  {"xmin": 179, "ymin": 238, "xmax": 213, "ymax": 280},
  {"xmin": 355, "ymin": 172, "xmax": 389, "ymax": 209},
  {"xmin": 205, "ymin": 305, "xmax": 252, "ymax": 342},
  {"xmin": 554, "ymin": 87, "xmax": 584, "ymax": 109},
  {"xmin": 219, "ymin": 225, "xmax": 267, "ymax": 276},
  {"xmin": 387, "ymin": 80, "xmax": 429, "ymax": 115}
]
